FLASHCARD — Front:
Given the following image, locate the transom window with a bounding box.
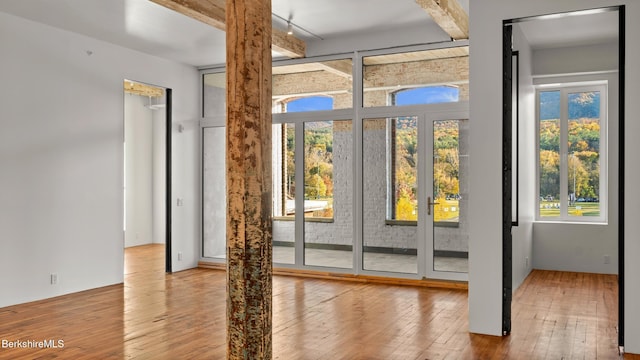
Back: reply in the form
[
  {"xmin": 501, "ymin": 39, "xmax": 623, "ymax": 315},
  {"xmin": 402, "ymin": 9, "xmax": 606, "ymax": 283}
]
[
  {"xmin": 391, "ymin": 86, "xmax": 460, "ymax": 106},
  {"xmin": 536, "ymin": 83, "xmax": 607, "ymax": 222}
]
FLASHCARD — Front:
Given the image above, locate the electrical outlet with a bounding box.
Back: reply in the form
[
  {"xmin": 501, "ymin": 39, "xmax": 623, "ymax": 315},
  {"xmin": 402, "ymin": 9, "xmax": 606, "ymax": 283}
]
[
  {"xmin": 604, "ymin": 255, "xmax": 611, "ymax": 264},
  {"xmin": 525, "ymin": 257, "xmax": 529, "ymax": 268},
  {"xmin": 50, "ymin": 273, "xmax": 58, "ymax": 285},
  {"xmin": 178, "ymin": 252, "xmax": 183, "ymax": 261}
]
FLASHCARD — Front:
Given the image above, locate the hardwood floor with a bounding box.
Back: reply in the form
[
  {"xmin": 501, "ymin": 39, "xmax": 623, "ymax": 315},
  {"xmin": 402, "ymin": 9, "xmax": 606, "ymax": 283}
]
[{"xmin": 0, "ymin": 244, "xmax": 635, "ymax": 359}]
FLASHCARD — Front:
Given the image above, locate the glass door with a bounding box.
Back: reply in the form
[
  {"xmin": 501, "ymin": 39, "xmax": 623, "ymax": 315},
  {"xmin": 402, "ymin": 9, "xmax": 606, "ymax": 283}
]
[
  {"xmin": 362, "ymin": 116, "xmax": 419, "ymax": 274},
  {"xmin": 425, "ymin": 117, "xmax": 469, "ymax": 281},
  {"xmin": 360, "ymin": 111, "xmax": 468, "ymax": 281}
]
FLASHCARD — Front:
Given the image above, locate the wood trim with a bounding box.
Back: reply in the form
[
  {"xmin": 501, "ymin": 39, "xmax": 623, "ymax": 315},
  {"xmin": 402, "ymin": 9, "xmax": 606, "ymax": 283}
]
[{"xmin": 198, "ymin": 261, "xmax": 468, "ymax": 290}]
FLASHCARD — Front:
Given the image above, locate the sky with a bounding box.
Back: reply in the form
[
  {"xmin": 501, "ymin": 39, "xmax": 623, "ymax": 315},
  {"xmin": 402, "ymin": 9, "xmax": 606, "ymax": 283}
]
[{"xmin": 285, "ymin": 86, "xmax": 460, "ymax": 112}]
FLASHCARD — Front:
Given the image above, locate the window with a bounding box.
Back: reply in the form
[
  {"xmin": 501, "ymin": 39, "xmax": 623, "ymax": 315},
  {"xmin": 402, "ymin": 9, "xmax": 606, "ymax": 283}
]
[
  {"xmin": 304, "ymin": 121, "xmax": 335, "ymax": 219},
  {"xmin": 387, "ymin": 116, "xmax": 418, "ymax": 222},
  {"xmin": 392, "ymin": 86, "xmax": 460, "ymax": 106},
  {"xmin": 536, "ymin": 83, "xmax": 607, "ymax": 222},
  {"xmin": 385, "ymin": 87, "xmax": 462, "ymax": 223},
  {"xmin": 363, "ymin": 47, "xmax": 468, "ymax": 108},
  {"xmin": 273, "ymin": 59, "xmax": 353, "ymax": 111},
  {"xmin": 287, "ymin": 96, "xmax": 334, "ymax": 112}
]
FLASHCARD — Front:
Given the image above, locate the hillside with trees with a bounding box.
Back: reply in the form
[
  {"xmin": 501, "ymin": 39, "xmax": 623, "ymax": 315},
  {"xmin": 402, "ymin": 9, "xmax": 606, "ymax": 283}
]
[{"xmin": 539, "ymin": 90, "xmax": 601, "ymax": 206}]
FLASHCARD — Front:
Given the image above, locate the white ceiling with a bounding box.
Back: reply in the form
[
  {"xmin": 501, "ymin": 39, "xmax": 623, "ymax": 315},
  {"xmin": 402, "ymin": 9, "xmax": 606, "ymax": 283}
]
[
  {"xmin": 0, "ymin": 1, "xmax": 618, "ymax": 67},
  {"xmin": 516, "ymin": 10, "xmax": 619, "ymax": 50},
  {"xmin": 0, "ymin": 0, "xmax": 226, "ymax": 66},
  {"xmin": 0, "ymin": 0, "xmax": 468, "ymax": 67}
]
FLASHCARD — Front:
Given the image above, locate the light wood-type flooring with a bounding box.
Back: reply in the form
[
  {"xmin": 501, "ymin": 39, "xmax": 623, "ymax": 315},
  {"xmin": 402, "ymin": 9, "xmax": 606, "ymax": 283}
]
[{"xmin": 0, "ymin": 244, "xmax": 637, "ymax": 359}]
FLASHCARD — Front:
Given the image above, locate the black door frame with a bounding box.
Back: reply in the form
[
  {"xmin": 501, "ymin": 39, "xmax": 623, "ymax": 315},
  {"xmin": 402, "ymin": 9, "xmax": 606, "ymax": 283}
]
[
  {"xmin": 501, "ymin": 23, "xmax": 513, "ymax": 336},
  {"xmin": 165, "ymin": 88, "xmax": 173, "ymax": 273}
]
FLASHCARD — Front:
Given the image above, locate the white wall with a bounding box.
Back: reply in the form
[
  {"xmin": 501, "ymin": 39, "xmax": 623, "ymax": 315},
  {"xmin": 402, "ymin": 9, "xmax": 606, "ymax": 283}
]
[
  {"xmin": 124, "ymin": 93, "xmax": 167, "ymax": 247},
  {"xmin": 0, "ymin": 11, "xmax": 200, "ymax": 308},
  {"xmin": 124, "ymin": 94, "xmax": 153, "ymax": 248},
  {"xmin": 469, "ymin": 1, "xmax": 640, "ymax": 354},
  {"xmin": 152, "ymin": 99, "xmax": 166, "ymax": 245},
  {"xmin": 511, "ymin": 25, "xmax": 535, "ymax": 291},
  {"xmin": 533, "ymin": 43, "xmax": 619, "ymax": 76}
]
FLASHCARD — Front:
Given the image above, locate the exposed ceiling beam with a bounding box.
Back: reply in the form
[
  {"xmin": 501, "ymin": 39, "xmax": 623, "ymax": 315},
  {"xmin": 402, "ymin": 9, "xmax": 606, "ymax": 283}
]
[
  {"xmin": 271, "ymin": 28, "xmax": 306, "ymax": 59},
  {"xmin": 150, "ymin": 0, "xmax": 306, "ymax": 58},
  {"xmin": 415, "ymin": 0, "xmax": 468, "ymax": 40}
]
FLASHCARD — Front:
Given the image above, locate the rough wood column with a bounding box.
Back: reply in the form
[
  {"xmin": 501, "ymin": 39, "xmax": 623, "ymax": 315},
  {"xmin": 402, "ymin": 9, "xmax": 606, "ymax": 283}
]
[{"xmin": 225, "ymin": 0, "xmax": 273, "ymax": 359}]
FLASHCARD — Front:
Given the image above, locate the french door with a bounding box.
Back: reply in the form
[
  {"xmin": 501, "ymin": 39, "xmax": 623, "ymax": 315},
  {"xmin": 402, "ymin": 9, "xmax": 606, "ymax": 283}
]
[
  {"xmin": 361, "ymin": 107, "xmax": 469, "ymax": 281},
  {"xmin": 424, "ymin": 115, "xmax": 469, "ymax": 281},
  {"xmin": 201, "ymin": 107, "xmax": 469, "ymax": 282}
]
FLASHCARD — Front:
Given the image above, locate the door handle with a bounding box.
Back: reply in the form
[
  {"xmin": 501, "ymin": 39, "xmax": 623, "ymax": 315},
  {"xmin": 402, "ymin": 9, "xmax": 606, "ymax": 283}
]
[{"xmin": 427, "ymin": 196, "xmax": 440, "ymax": 215}]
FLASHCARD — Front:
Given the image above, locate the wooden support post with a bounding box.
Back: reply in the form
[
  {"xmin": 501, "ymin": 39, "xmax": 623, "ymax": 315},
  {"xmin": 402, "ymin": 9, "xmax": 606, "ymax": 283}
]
[{"xmin": 225, "ymin": 0, "xmax": 273, "ymax": 359}]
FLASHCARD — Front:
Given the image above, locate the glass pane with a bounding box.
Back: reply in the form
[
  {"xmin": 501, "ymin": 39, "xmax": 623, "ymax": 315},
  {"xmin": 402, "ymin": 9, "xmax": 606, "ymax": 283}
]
[
  {"xmin": 568, "ymin": 91, "xmax": 601, "ymax": 217},
  {"xmin": 363, "ymin": 47, "xmax": 468, "ymax": 107},
  {"xmin": 273, "ymin": 59, "xmax": 353, "ymax": 112},
  {"xmin": 272, "ymin": 123, "xmax": 296, "ymax": 264},
  {"xmin": 393, "ymin": 86, "xmax": 459, "ymax": 106},
  {"xmin": 203, "ymin": 73, "xmax": 226, "ymax": 118},
  {"xmin": 362, "ymin": 117, "xmax": 418, "ymax": 274},
  {"xmin": 433, "ymin": 120, "xmax": 468, "ymax": 273},
  {"xmin": 202, "ymin": 127, "xmax": 226, "ymax": 259},
  {"xmin": 389, "ymin": 117, "xmax": 418, "ymax": 221},
  {"xmin": 303, "ymin": 120, "xmax": 353, "ymax": 268},
  {"xmin": 539, "ymin": 90, "xmax": 561, "ymax": 218}
]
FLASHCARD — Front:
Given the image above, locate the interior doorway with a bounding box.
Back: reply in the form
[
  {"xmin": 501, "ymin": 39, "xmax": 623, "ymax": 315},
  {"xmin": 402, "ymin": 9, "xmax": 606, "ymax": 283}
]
[
  {"xmin": 503, "ymin": 6, "xmax": 624, "ymax": 345},
  {"xmin": 123, "ymin": 79, "xmax": 172, "ymax": 272}
]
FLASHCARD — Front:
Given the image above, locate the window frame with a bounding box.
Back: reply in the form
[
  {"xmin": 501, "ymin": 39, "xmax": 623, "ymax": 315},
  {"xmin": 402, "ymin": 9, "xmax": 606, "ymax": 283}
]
[
  {"xmin": 535, "ymin": 82, "xmax": 608, "ymax": 223},
  {"xmin": 385, "ymin": 86, "xmax": 463, "ymax": 225}
]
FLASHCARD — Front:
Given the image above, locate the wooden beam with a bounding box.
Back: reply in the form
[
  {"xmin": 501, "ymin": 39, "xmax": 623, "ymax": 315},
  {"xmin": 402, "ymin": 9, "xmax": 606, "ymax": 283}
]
[
  {"xmin": 226, "ymin": 0, "xmax": 273, "ymax": 358},
  {"xmin": 150, "ymin": 0, "xmax": 226, "ymax": 29},
  {"xmin": 123, "ymin": 80, "xmax": 164, "ymax": 97},
  {"xmin": 271, "ymin": 28, "xmax": 306, "ymax": 59},
  {"xmin": 415, "ymin": 0, "xmax": 469, "ymax": 40},
  {"xmin": 151, "ymin": 0, "xmax": 306, "ymax": 58}
]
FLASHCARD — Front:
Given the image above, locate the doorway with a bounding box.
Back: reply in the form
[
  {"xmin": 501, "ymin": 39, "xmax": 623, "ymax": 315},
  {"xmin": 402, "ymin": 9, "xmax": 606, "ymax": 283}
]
[
  {"xmin": 123, "ymin": 79, "xmax": 172, "ymax": 273},
  {"xmin": 503, "ymin": 6, "xmax": 624, "ymax": 344}
]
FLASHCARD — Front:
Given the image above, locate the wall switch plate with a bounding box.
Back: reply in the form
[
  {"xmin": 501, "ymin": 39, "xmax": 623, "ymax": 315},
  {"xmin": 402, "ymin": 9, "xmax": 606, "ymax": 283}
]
[
  {"xmin": 50, "ymin": 273, "xmax": 58, "ymax": 285},
  {"xmin": 178, "ymin": 252, "xmax": 183, "ymax": 261},
  {"xmin": 604, "ymin": 255, "xmax": 611, "ymax": 264}
]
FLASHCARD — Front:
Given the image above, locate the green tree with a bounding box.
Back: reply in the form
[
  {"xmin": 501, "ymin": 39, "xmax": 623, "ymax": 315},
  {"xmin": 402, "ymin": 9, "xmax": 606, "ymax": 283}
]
[
  {"xmin": 305, "ymin": 174, "xmax": 327, "ymax": 198},
  {"xmin": 395, "ymin": 190, "xmax": 417, "ymax": 221},
  {"xmin": 540, "ymin": 150, "xmax": 560, "ymax": 199}
]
